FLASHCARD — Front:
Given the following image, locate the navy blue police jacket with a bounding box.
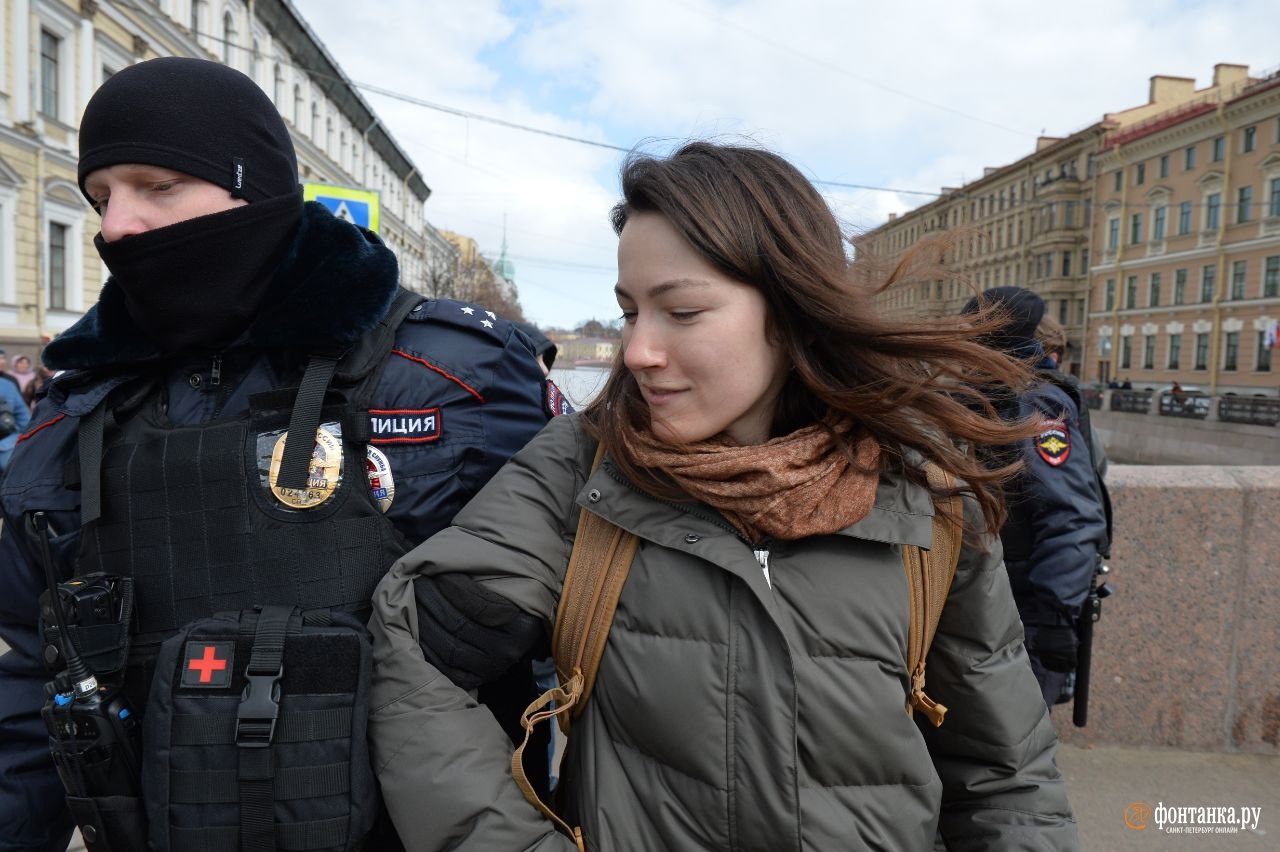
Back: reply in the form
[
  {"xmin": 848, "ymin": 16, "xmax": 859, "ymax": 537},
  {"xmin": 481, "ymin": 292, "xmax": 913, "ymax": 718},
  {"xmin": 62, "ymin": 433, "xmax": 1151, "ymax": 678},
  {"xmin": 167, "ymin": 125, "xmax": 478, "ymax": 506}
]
[
  {"xmin": 0, "ymin": 203, "xmax": 553, "ymax": 850},
  {"xmin": 1000, "ymin": 355, "xmax": 1109, "ymax": 629}
]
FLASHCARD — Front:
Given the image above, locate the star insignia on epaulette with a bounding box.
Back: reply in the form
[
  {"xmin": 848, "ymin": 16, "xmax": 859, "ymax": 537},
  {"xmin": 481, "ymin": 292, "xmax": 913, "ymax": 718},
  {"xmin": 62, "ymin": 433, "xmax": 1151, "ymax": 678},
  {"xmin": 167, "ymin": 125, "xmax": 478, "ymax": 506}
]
[
  {"xmin": 460, "ymin": 306, "xmax": 475, "ymax": 315},
  {"xmin": 481, "ymin": 319, "xmax": 494, "ymax": 328},
  {"xmin": 485, "ymin": 310, "xmax": 497, "ymax": 320}
]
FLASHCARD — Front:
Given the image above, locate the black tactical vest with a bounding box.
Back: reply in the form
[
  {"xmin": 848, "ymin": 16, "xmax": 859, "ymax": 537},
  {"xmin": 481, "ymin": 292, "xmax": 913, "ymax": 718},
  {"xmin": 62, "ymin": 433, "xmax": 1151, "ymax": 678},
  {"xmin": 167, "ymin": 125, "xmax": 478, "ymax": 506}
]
[{"xmin": 74, "ymin": 289, "xmax": 419, "ymax": 710}]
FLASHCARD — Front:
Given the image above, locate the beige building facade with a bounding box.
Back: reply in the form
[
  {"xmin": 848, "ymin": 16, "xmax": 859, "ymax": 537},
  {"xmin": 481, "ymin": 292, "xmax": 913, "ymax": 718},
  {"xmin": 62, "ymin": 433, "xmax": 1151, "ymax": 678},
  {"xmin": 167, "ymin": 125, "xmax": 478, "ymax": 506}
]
[
  {"xmin": 860, "ymin": 63, "xmax": 1279, "ymax": 391},
  {"xmin": 0, "ymin": 0, "xmax": 437, "ymax": 359},
  {"xmin": 1088, "ymin": 65, "xmax": 1280, "ymax": 395}
]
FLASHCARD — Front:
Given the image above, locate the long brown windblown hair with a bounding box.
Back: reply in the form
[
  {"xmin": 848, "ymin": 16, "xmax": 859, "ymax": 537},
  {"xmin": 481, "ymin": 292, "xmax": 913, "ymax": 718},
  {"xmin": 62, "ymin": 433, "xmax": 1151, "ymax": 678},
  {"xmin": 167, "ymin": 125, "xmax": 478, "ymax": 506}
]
[{"xmin": 582, "ymin": 141, "xmax": 1038, "ymax": 536}]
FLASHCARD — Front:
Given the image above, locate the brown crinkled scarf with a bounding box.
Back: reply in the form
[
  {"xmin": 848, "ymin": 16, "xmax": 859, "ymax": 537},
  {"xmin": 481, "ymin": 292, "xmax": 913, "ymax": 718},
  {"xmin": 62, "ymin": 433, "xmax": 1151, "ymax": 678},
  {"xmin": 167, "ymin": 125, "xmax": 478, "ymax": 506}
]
[{"xmin": 623, "ymin": 420, "xmax": 882, "ymax": 544}]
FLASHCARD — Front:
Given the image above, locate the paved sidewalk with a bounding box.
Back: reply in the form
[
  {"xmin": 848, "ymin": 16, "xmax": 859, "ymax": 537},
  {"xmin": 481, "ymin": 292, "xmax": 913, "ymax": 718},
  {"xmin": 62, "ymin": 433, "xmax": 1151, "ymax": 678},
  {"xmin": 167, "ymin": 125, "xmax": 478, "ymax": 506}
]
[
  {"xmin": 1057, "ymin": 744, "xmax": 1277, "ymax": 850},
  {"xmin": 65, "ymin": 743, "xmax": 1276, "ymax": 850}
]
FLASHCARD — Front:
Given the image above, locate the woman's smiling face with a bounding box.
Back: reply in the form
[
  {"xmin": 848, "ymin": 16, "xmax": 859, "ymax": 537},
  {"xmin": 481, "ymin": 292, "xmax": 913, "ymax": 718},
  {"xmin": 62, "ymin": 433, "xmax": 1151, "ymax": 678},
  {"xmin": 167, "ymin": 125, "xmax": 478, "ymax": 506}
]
[{"xmin": 615, "ymin": 212, "xmax": 790, "ymax": 446}]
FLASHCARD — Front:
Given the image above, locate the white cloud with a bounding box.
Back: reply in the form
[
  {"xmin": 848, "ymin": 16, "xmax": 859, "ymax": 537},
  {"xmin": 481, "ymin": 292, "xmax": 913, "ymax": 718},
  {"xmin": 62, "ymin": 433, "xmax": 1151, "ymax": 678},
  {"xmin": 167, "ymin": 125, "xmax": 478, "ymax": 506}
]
[{"xmin": 299, "ymin": 0, "xmax": 1280, "ymax": 326}]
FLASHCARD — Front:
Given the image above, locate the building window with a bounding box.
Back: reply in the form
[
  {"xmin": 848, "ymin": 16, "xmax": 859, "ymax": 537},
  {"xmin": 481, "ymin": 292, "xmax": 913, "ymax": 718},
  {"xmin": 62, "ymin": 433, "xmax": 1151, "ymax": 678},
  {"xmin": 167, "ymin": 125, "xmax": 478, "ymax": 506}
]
[
  {"xmin": 1058, "ymin": 299, "xmax": 1068, "ymax": 324},
  {"xmin": 311, "ymin": 102, "xmax": 320, "ymax": 139},
  {"xmin": 1243, "ymin": 125, "xmax": 1256, "ymax": 153},
  {"xmin": 1271, "ymin": 177, "xmax": 1280, "ymax": 217},
  {"xmin": 1223, "ymin": 331, "xmax": 1239, "ymax": 371},
  {"xmin": 1231, "ymin": 260, "xmax": 1247, "ymax": 300},
  {"xmin": 1174, "ymin": 268, "xmax": 1187, "ymax": 304},
  {"xmin": 1113, "ymin": 171, "xmax": 1122, "ymax": 192},
  {"xmin": 1107, "ymin": 218, "xmax": 1119, "ymax": 250},
  {"xmin": 1168, "ymin": 334, "xmax": 1182, "ymax": 369},
  {"xmin": 1064, "ymin": 201, "xmax": 1076, "ymax": 227},
  {"xmin": 1104, "ymin": 278, "xmax": 1115, "ymax": 310},
  {"xmin": 1153, "ymin": 205, "xmax": 1167, "ymax": 240},
  {"xmin": 1266, "ymin": 256, "xmax": 1280, "ymax": 298},
  {"xmin": 1125, "ymin": 275, "xmax": 1137, "ymax": 309},
  {"xmin": 1149, "ymin": 272, "xmax": 1161, "ymax": 307},
  {"xmin": 273, "ymin": 64, "xmax": 283, "ymax": 106},
  {"xmin": 48, "ymin": 222, "xmax": 67, "ymax": 310},
  {"xmin": 191, "ymin": 0, "xmax": 204, "ymax": 36},
  {"xmin": 222, "ymin": 12, "xmax": 237, "ymax": 65},
  {"xmin": 1258, "ymin": 332, "xmax": 1273, "ymax": 372},
  {"xmin": 1120, "ymin": 336, "xmax": 1132, "ymax": 369},
  {"xmin": 1159, "ymin": 154, "xmax": 1170, "ymax": 178},
  {"xmin": 40, "ymin": 30, "xmax": 60, "ymax": 119},
  {"xmin": 1136, "ymin": 163, "xmax": 1146, "ymax": 185},
  {"xmin": 1194, "ymin": 333, "xmax": 1209, "ymax": 370},
  {"xmin": 293, "ymin": 85, "xmax": 303, "ymax": 126},
  {"xmin": 1201, "ymin": 265, "xmax": 1217, "ymax": 302},
  {"xmin": 1212, "ymin": 135, "xmax": 1225, "ymax": 162},
  {"xmin": 1205, "ymin": 193, "xmax": 1221, "ymax": 230},
  {"xmin": 1061, "ymin": 251, "xmax": 1071, "ymax": 277},
  {"xmin": 1179, "ymin": 201, "xmax": 1192, "ymax": 234},
  {"xmin": 1238, "ymin": 186, "xmax": 1253, "ymax": 223},
  {"xmin": 1130, "ymin": 213, "xmax": 1143, "ymax": 244},
  {"xmin": 251, "ymin": 39, "xmax": 261, "ymax": 81},
  {"xmin": 1185, "ymin": 145, "xmax": 1197, "ymax": 170},
  {"xmin": 1143, "ymin": 335, "xmax": 1156, "ymax": 369}
]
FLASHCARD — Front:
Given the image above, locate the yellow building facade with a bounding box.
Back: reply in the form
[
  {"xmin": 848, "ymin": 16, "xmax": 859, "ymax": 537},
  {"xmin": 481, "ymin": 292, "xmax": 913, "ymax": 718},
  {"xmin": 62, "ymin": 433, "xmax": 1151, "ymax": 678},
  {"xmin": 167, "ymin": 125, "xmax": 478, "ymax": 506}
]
[
  {"xmin": 860, "ymin": 63, "xmax": 1278, "ymax": 391},
  {"xmin": 1088, "ymin": 66, "xmax": 1280, "ymax": 394},
  {"xmin": 0, "ymin": 0, "xmax": 437, "ymax": 359}
]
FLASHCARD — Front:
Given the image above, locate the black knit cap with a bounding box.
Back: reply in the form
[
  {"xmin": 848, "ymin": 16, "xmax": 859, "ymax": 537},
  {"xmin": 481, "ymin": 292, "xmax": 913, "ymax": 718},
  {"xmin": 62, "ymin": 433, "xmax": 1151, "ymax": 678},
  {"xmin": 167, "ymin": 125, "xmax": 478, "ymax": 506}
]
[
  {"xmin": 78, "ymin": 57, "xmax": 297, "ymax": 204},
  {"xmin": 961, "ymin": 285, "xmax": 1046, "ymax": 350}
]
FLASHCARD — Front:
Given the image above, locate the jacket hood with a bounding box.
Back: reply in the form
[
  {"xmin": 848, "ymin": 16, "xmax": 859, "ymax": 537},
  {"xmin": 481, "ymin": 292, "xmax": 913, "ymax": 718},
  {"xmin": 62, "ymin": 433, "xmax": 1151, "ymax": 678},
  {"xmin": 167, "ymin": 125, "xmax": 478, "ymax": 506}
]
[{"xmin": 43, "ymin": 201, "xmax": 398, "ymax": 371}]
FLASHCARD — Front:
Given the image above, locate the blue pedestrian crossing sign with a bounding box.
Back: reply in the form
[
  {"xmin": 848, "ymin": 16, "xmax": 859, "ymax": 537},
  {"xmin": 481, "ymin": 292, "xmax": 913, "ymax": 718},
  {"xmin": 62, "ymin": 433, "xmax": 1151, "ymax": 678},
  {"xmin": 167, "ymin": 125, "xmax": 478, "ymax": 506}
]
[{"xmin": 303, "ymin": 183, "xmax": 381, "ymax": 232}]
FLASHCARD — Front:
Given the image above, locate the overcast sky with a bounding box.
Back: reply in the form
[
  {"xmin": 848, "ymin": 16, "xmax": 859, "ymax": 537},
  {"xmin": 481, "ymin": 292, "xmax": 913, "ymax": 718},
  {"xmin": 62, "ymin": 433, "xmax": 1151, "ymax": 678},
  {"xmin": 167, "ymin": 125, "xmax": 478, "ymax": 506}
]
[{"xmin": 300, "ymin": 0, "xmax": 1279, "ymax": 328}]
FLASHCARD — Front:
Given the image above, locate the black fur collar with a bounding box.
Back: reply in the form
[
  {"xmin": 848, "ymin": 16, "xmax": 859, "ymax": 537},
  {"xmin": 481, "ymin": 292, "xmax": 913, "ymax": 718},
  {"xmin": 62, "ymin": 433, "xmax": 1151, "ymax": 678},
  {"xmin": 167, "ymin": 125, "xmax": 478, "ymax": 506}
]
[{"xmin": 44, "ymin": 202, "xmax": 399, "ymax": 371}]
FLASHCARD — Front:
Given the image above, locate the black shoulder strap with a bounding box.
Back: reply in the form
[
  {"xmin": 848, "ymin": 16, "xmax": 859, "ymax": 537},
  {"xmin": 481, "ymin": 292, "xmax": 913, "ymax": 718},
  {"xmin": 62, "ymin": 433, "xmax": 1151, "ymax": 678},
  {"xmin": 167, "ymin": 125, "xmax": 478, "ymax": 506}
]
[{"xmin": 340, "ymin": 287, "xmax": 423, "ymax": 444}]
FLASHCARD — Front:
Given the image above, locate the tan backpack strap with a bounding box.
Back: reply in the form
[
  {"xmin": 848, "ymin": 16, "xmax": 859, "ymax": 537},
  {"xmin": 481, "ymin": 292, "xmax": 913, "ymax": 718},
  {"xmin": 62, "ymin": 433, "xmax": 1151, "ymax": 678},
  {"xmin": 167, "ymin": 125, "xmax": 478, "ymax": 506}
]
[
  {"xmin": 902, "ymin": 461, "xmax": 963, "ymax": 727},
  {"xmin": 550, "ymin": 443, "xmax": 641, "ymax": 725},
  {"xmin": 511, "ymin": 441, "xmax": 637, "ymax": 851}
]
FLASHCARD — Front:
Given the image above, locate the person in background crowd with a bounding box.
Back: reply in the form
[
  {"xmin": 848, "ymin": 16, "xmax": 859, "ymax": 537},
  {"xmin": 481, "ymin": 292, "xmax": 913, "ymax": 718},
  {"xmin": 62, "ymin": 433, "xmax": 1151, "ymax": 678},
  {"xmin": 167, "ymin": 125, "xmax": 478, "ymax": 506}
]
[
  {"xmin": 965, "ymin": 289, "xmax": 1109, "ymax": 709},
  {"xmin": 0, "ymin": 349, "xmax": 19, "ymax": 395},
  {"xmin": 514, "ymin": 321, "xmax": 559, "ymax": 375},
  {"xmin": 368, "ymin": 142, "xmax": 1077, "ymax": 851},
  {"xmin": 0, "ymin": 362, "xmax": 30, "ymax": 474},
  {"xmin": 0, "ymin": 57, "xmax": 552, "ymax": 850},
  {"xmin": 9, "ymin": 355, "xmax": 36, "ymax": 394},
  {"xmin": 20, "ymin": 366, "xmax": 53, "ymax": 413}
]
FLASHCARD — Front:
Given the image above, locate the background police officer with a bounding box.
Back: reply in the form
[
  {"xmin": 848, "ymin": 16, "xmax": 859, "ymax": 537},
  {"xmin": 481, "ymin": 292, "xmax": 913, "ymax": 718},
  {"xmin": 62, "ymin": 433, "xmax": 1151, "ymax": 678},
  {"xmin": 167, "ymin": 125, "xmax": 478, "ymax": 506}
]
[
  {"xmin": 0, "ymin": 57, "xmax": 551, "ymax": 850},
  {"xmin": 963, "ymin": 286, "xmax": 1109, "ymax": 708}
]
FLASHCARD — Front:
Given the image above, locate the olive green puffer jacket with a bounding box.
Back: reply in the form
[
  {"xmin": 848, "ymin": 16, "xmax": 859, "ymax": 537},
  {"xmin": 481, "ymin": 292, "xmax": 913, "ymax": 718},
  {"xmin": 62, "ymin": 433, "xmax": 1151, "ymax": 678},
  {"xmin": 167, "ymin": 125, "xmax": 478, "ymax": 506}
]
[{"xmin": 368, "ymin": 414, "xmax": 1077, "ymax": 851}]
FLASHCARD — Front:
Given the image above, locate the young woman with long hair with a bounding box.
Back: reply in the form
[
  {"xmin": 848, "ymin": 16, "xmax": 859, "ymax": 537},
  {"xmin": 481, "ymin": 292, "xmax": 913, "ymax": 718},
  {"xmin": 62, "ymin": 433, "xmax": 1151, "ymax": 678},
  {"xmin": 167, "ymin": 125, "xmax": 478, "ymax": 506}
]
[{"xmin": 368, "ymin": 141, "xmax": 1077, "ymax": 851}]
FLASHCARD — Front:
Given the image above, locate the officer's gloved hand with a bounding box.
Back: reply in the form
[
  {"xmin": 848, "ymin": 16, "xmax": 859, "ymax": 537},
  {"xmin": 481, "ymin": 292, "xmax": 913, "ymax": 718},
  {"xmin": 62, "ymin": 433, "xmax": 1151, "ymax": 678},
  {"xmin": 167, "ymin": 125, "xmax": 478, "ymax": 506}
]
[
  {"xmin": 1029, "ymin": 624, "xmax": 1079, "ymax": 673},
  {"xmin": 414, "ymin": 573, "xmax": 546, "ymax": 690}
]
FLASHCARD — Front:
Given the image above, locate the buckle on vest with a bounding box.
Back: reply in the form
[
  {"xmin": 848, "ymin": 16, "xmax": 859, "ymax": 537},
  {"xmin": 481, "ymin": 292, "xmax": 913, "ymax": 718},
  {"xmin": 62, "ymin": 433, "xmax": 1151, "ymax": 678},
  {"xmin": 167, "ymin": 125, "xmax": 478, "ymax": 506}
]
[{"xmin": 235, "ymin": 669, "xmax": 282, "ymax": 747}]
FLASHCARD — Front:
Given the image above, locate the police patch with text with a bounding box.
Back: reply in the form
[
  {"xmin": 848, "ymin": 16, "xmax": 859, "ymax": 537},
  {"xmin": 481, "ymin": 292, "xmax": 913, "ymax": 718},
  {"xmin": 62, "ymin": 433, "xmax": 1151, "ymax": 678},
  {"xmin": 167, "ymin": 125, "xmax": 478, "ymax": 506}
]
[
  {"xmin": 544, "ymin": 380, "xmax": 574, "ymax": 418},
  {"xmin": 1036, "ymin": 418, "xmax": 1070, "ymax": 466},
  {"xmin": 369, "ymin": 408, "xmax": 443, "ymax": 444}
]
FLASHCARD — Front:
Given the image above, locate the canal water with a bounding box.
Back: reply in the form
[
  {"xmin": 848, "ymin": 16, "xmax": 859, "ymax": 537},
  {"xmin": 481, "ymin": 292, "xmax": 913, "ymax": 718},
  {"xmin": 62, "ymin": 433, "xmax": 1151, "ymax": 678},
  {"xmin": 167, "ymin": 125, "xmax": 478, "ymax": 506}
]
[{"xmin": 548, "ymin": 366, "xmax": 611, "ymax": 408}]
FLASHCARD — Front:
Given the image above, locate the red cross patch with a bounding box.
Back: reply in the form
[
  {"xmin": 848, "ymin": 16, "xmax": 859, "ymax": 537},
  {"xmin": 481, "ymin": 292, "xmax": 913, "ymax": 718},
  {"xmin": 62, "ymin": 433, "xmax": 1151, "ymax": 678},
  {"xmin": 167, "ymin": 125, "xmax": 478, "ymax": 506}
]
[
  {"xmin": 182, "ymin": 641, "xmax": 234, "ymax": 688},
  {"xmin": 1036, "ymin": 418, "xmax": 1070, "ymax": 466}
]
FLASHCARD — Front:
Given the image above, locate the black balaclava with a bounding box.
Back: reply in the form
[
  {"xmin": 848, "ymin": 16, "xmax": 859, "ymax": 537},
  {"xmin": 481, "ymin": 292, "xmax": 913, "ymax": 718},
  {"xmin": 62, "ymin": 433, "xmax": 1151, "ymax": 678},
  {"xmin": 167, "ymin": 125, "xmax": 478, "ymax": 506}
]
[
  {"xmin": 961, "ymin": 285, "xmax": 1046, "ymax": 360},
  {"xmin": 78, "ymin": 57, "xmax": 303, "ymax": 352}
]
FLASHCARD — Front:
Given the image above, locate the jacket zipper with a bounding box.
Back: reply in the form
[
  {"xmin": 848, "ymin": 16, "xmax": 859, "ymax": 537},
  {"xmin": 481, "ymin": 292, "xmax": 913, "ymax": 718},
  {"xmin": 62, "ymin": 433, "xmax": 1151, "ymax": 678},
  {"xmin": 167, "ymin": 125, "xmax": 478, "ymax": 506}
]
[{"xmin": 209, "ymin": 355, "xmax": 222, "ymax": 388}]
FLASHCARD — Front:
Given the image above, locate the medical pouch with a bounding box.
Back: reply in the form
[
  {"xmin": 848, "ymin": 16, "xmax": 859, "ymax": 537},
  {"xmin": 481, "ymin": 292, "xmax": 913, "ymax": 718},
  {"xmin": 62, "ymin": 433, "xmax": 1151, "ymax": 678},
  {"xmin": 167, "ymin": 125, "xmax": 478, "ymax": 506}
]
[{"xmin": 142, "ymin": 605, "xmax": 380, "ymax": 851}]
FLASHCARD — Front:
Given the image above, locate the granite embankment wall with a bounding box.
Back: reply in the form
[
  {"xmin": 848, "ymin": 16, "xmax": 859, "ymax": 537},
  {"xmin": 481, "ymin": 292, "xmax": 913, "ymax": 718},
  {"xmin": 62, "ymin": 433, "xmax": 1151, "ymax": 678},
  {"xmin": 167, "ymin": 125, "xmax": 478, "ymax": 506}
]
[{"xmin": 1051, "ymin": 465, "xmax": 1280, "ymax": 754}]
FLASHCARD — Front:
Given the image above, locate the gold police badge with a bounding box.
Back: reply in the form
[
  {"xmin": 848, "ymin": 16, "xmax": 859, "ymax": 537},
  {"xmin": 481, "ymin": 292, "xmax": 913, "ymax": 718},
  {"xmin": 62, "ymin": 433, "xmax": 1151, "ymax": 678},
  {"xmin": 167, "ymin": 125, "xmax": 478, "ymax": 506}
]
[{"xmin": 267, "ymin": 425, "xmax": 343, "ymax": 509}]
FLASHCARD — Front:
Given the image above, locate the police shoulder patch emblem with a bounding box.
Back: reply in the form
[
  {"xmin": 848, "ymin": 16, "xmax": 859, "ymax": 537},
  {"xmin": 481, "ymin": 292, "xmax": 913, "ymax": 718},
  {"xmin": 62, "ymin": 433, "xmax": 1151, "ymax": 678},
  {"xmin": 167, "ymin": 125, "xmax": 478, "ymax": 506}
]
[{"xmin": 1036, "ymin": 418, "xmax": 1070, "ymax": 466}]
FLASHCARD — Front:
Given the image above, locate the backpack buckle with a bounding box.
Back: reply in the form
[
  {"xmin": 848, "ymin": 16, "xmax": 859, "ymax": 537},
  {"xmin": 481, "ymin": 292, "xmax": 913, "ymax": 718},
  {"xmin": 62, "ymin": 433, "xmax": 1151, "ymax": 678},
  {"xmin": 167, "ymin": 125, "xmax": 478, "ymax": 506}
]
[{"xmin": 235, "ymin": 669, "xmax": 282, "ymax": 747}]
